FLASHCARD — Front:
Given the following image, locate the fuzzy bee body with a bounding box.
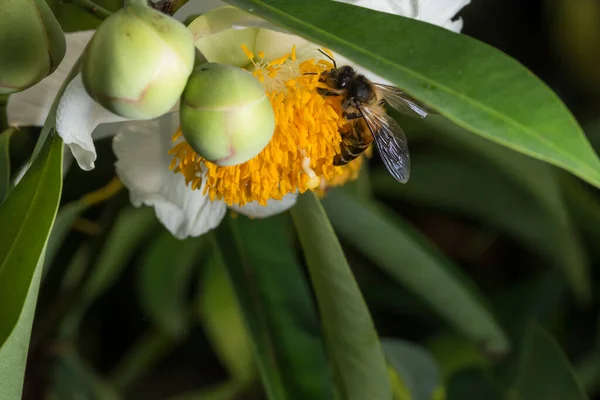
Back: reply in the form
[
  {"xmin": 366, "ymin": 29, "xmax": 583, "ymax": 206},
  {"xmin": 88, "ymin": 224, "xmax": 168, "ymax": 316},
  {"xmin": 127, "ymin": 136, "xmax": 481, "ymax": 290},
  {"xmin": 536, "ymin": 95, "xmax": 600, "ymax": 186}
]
[{"xmin": 316, "ymin": 63, "xmax": 434, "ymax": 183}]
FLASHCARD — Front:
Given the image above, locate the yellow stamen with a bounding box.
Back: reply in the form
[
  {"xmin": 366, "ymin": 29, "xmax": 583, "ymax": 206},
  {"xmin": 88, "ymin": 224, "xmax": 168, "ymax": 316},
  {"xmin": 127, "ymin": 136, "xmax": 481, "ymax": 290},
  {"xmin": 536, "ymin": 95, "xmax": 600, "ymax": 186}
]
[
  {"xmin": 258, "ymin": 51, "xmax": 265, "ymax": 59},
  {"xmin": 268, "ymin": 53, "xmax": 292, "ymax": 67},
  {"xmin": 169, "ymin": 47, "xmax": 363, "ymax": 206},
  {"xmin": 321, "ymin": 48, "xmax": 334, "ymax": 59},
  {"xmin": 240, "ymin": 44, "xmax": 254, "ymax": 60}
]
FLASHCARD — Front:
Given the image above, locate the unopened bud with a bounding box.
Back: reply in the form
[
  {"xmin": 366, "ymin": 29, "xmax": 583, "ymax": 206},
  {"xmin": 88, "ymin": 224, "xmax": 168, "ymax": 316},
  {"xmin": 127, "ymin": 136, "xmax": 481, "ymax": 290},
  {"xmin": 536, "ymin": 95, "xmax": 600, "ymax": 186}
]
[
  {"xmin": 180, "ymin": 63, "xmax": 275, "ymax": 166},
  {"xmin": 0, "ymin": 0, "xmax": 66, "ymax": 94},
  {"xmin": 82, "ymin": 4, "xmax": 195, "ymax": 119}
]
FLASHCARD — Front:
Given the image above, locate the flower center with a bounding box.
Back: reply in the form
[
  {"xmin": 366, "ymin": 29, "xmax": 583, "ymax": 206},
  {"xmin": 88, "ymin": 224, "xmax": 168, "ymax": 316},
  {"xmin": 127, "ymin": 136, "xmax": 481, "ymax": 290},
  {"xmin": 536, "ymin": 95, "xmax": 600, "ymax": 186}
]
[{"xmin": 169, "ymin": 45, "xmax": 363, "ymax": 206}]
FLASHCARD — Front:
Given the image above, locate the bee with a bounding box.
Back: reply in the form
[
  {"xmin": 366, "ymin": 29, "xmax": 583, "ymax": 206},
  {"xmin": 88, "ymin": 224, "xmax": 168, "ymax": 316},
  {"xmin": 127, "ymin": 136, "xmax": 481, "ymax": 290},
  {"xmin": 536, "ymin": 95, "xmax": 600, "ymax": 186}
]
[{"xmin": 315, "ymin": 50, "xmax": 434, "ymax": 183}]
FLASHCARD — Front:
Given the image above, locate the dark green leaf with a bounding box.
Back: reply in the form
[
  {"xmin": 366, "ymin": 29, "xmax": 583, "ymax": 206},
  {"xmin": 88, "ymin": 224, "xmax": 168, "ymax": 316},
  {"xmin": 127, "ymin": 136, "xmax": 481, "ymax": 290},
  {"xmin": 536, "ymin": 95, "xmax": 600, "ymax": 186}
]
[
  {"xmin": 43, "ymin": 202, "xmax": 86, "ymax": 276},
  {"xmin": 110, "ymin": 329, "xmax": 175, "ymax": 391},
  {"xmin": 199, "ymin": 253, "xmax": 255, "ymax": 383},
  {"xmin": 0, "ymin": 255, "xmax": 45, "ymax": 400},
  {"xmin": 426, "ymin": 334, "xmax": 490, "ymax": 381},
  {"xmin": 322, "ymin": 190, "xmax": 509, "ymax": 354},
  {"xmin": 0, "ymin": 136, "xmax": 62, "ymax": 399},
  {"xmin": 213, "ymin": 213, "xmax": 335, "ymax": 400},
  {"xmin": 290, "ymin": 192, "xmax": 392, "ymax": 400},
  {"xmin": 61, "ymin": 207, "xmax": 157, "ymax": 335},
  {"xmin": 225, "ymin": 0, "xmax": 600, "ymax": 187},
  {"xmin": 446, "ymin": 368, "xmax": 502, "ymax": 400},
  {"xmin": 372, "ymin": 151, "xmax": 590, "ymax": 303},
  {"xmin": 137, "ymin": 231, "xmax": 205, "ymax": 338},
  {"xmin": 82, "ymin": 207, "xmax": 156, "ymax": 305},
  {"xmin": 0, "ymin": 135, "xmax": 62, "ymax": 348},
  {"xmin": 382, "ymin": 339, "xmax": 442, "ymax": 400},
  {"xmin": 50, "ymin": 345, "xmax": 122, "ymax": 400},
  {"xmin": 168, "ymin": 381, "xmax": 246, "ymax": 400},
  {"xmin": 561, "ymin": 176, "xmax": 600, "ymax": 260},
  {"xmin": 510, "ymin": 322, "xmax": 588, "ymax": 400},
  {"xmin": 0, "ymin": 127, "xmax": 15, "ymax": 204}
]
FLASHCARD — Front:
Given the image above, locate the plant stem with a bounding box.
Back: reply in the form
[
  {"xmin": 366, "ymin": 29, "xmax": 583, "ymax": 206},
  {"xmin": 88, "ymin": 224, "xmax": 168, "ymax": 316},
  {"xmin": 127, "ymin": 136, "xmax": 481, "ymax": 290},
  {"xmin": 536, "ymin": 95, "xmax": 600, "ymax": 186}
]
[{"xmin": 67, "ymin": 0, "xmax": 112, "ymax": 20}]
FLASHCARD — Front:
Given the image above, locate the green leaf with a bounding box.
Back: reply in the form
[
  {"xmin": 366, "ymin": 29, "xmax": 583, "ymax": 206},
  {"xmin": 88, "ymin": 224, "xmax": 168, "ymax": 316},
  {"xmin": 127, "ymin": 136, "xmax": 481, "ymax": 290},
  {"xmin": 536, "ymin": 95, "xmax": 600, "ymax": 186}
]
[
  {"xmin": 43, "ymin": 202, "xmax": 86, "ymax": 276},
  {"xmin": 110, "ymin": 329, "xmax": 175, "ymax": 391},
  {"xmin": 50, "ymin": 345, "xmax": 122, "ymax": 400},
  {"xmin": 199, "ymin": 252, "xmax": 255, "ymax": 384},
  {"xmin": 446, "ymin": 368, "xmax": 502, "ymax": 400},
  {"xmin": 61, "ymin": 207, "xmax": 157, "ymax": 336},
  {"xmin": 168, "ymin": 381, "xmax": 246, "ymax": 400},
  {"xmin": 225, "ymin": 0, "xmax": 600, "ymax": 187},
  {"xmin": 0, "ymin": 136, "xmax": 62, "ymax": 399},
  {"xmin": 290, "ymin": 192, "xmax": 392, "ymax": 400},
  {"xmin": 382, "ymin": 339, "xmax": 442, "ymax": 400},
  {"xmin": 371, "ymin": 151, "xmax": 590, "ymax": 303},
  {"xmin": 0, "ymin": 254, "xmax": 45, "ymax": 400},
  {"xmin": 426, "ymin": 334, "xmax": 490, "ymax": 382},
  {"xmin": 322, "ymin": 190, "xmax": 509, "ymax": 354},
  {"xmin": 82, "ymin": 207, "xmax": 156, "ymax": 305},
  {"xmin": 510, "ymin": 322, "xmax": 588, "ymax": 400},
  {"xmin": 137, "ymin": 231, "xmax": 206, "ymax": 338},
  {"xmin": 0, "ymin": 135, "xmax": 62, "ymax": 349},
  {"xmin": 561, "ymin": 176, "xmax": 600, "ymax": 261},
  {"xmin": 213, "ymin": 213, "xmax": 335, "ymax": 400},
  {"xmin": 388, "ymin": 366, "xmax": 411, "ymax": 400},
  {"xmin": 0, "ymin": 127, "xmax": 15, "ymax": 204}
]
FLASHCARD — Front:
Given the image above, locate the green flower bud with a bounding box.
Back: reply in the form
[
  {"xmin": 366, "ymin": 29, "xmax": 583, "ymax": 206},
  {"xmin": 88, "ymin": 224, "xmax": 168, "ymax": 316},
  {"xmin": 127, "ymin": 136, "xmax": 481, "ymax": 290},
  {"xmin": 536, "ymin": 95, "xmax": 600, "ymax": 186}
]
[
  {"xmin": 0, "ymin": 0, "xmax": 66, "ymax": 94},
  {"xmin": 82, "ymin": 4, "xmax": 194, "ymax": 119},
  {"xmin": 180, "ymin": 63, "xmax": 275, "ymax": 166}
]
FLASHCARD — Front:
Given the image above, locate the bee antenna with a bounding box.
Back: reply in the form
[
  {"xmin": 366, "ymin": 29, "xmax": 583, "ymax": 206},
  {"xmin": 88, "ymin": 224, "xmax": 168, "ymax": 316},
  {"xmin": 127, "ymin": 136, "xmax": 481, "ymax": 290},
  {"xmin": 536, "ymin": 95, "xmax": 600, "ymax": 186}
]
[{"xmin": 318, "ymin": 49, "xmax": 337, "ymax": 69}]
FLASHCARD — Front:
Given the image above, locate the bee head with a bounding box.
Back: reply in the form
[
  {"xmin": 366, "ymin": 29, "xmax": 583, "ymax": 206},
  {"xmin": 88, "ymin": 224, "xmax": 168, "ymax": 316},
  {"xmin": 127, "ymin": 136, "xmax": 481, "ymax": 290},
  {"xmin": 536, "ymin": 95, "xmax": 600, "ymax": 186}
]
[{"xmin": 319, "ymin": 65, "xmax": 356, "ymax": 90}]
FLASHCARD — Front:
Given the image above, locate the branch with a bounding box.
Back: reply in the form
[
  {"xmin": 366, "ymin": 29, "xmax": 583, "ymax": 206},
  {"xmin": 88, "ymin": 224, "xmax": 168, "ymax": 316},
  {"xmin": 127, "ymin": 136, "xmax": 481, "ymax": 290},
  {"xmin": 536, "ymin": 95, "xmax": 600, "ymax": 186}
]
[{"xmin": 66, "ymin": 0, "xmax": 112, "ymax": 20}]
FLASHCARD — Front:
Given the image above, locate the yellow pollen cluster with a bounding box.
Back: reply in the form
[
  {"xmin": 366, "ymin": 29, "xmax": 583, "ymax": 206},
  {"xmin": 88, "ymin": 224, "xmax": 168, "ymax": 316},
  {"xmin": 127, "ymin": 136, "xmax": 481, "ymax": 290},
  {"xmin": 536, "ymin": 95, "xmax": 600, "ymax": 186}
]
[{"xmin": 169, "ymin": 45, "xmax": 364, "ymax": 206}]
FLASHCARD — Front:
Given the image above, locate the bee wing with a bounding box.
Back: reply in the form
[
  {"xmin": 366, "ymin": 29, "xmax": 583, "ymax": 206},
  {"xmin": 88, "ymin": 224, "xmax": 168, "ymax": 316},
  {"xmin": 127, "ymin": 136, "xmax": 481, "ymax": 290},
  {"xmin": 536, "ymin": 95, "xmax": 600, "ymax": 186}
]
[
  {"xmin": 359, "ymin": 105, "xmax": 411, "ymax": 183},
  {"xmin": 373, "ymin": 83, "xmax": 435, "ymax": 119}
]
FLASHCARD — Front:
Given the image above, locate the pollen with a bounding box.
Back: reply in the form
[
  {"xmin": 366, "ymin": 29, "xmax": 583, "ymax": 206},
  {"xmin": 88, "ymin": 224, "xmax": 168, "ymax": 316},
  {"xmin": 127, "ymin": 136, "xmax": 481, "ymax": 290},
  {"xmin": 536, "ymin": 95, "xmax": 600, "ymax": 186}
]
[{"xmin": 168, "ymin": 46, "xmax": 364, "ymax": 206}]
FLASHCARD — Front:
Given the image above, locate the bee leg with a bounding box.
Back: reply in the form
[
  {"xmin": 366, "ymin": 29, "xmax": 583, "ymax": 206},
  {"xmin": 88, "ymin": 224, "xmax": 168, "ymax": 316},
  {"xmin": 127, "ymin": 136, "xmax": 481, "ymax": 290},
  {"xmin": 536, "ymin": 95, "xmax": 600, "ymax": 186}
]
[
  {"xmin": 317, "ymin": 87, "xmax": 341, "ymax": 97},
  {"xmin": 343, "ymin": 111, "xmax": 362, "ymax": 120}
]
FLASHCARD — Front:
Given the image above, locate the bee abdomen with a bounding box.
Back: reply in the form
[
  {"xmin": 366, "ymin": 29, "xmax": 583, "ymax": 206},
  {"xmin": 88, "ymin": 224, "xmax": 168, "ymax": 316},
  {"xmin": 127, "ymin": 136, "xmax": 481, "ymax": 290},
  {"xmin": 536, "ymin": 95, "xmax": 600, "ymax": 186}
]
[{"xmin": 334, "ymin": 142, "xmax": 370, "ymax": 165}]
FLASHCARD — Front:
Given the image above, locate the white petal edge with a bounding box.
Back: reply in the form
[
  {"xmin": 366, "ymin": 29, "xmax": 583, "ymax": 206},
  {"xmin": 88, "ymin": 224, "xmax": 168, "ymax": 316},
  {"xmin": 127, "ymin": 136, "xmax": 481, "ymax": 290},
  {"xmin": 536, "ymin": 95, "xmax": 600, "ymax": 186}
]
[
  {"xmin": 417, "ymin": 0, "xmax": 471, "ymax": 32},
  {"xmin": 335, "ymin": 0, "xmax": 417, "ymax": 17},
  {"xmin": 55, "ymin": 74, "xmax": 127, "ymax": 171},
  {"xmin": 113, "ymin": 113, "xmax": 227, "ymax": 239},
  {"xmin": 7, "ymin": 31, "xmax": 95, "ymax": 127},
  {"xmin": 230, "ymin": 192, "xmax": 298, "ymax": 219}
]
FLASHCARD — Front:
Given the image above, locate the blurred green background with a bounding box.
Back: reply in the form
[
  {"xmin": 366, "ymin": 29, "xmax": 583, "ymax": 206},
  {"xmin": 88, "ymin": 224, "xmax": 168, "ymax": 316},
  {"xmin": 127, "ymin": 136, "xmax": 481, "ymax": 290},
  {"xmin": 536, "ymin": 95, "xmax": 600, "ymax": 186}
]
[{"xmin": 6, "ymin": 0, "xmax": 600, "ymax": 399}]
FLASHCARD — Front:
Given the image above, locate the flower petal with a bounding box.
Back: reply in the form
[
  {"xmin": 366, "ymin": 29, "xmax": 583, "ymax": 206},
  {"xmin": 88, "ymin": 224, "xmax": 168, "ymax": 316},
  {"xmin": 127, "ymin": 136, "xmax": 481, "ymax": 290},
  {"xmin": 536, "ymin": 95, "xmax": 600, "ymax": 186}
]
[
  {"xmin": 7, "ymin": 31, "xmax": 95, "ymax": 127},
  {"xmin": 417, "ymin": 0, "xmax": 471, "ymax": 32},
  {"xmin": 335, "ymin": 0, "xmax": 469, "ymax": 32},
  {"xmin": 254, "ymin": 29, "xmax": 320, "ymax": 63},
  {"xmin": 113, "ymin": 113, "xmax": 227, "ymax": 239},
  {"xmin": 56, "ymin": 74, "xmax": 126, "ymax": 171},
  {"xmin": 335, "ymin": 0, "xmax": 416, "ymax": 17},
  {"xmin": 187, "ymin": 6, "xmax": 260, "ymax": 67},
  {"xmin": 230, "ymin": 192, "xmax": 298, "ymax": 218}
]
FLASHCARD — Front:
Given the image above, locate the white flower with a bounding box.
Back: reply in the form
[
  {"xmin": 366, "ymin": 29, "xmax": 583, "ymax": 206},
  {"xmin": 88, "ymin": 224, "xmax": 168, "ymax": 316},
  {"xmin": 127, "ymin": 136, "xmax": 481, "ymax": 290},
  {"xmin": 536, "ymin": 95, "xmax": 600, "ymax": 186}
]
[{"xmin": 7, "ymin": 0, "xmax": 469, "ymax": 239}]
